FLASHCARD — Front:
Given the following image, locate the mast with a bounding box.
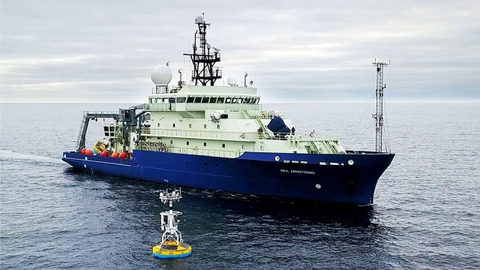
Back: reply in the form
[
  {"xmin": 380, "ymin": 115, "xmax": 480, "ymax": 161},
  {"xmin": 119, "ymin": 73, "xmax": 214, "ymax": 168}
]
[
  {"xmin": 184, "ymin": 14, "xmax": 222, "ymax": 86},
  {"xmin": 372, "ymin": 60, "xmax": 389, "ymax": 153}
]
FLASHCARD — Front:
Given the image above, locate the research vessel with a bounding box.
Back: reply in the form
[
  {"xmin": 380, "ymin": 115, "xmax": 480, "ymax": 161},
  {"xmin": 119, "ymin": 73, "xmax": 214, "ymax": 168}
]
[{"xmin": 62, "ymin": 15, "xmax": 394, "ymax": 206}]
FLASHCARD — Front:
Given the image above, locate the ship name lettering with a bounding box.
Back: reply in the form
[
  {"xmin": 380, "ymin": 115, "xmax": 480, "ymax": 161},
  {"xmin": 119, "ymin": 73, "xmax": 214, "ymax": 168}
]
[{"xmin": 290, "ymin": 170, "xmax": 315, "ymax": 175}]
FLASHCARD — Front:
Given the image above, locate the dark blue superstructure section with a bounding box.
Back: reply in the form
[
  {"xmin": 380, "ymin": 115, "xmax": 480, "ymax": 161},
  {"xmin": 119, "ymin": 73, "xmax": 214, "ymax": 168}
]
[{"xmin": 62, "ymin": 150, "xmax": 394, "ymax": 205}]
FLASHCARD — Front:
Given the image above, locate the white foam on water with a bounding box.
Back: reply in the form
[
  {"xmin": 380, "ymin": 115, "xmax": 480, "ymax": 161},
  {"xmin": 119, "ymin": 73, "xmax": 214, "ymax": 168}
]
[{"xmin": 0, "ymin": 150, "xmax": 65, "ymax": 165}]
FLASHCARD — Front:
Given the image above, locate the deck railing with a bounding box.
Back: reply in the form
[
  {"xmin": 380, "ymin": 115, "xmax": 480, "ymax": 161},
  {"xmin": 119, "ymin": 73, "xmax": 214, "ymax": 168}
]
[
  {"xmin": 136, "ymin": 141, "xmax": 238, "ymax": 158},
  {"xmin": 141, "ymin": 128, "xmax": 258, "ymax": 141}
]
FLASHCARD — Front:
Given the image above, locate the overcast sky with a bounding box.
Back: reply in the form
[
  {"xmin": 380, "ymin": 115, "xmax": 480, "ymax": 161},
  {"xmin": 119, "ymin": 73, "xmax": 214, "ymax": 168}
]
[{"xmin": 1, "ymin": 0, "xmax": 479, "ymax": 103}]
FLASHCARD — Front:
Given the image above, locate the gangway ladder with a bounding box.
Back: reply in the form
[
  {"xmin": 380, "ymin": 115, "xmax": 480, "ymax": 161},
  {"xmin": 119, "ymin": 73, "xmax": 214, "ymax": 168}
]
[
  {"xmin": 309, "ymin": 140, "xmax": 320, "ymax": 154},
  {"xmin": 241, "ymin": 109, "xmax": 271, "ymax": 139},
  {"xmin": 321, "ymin": 140, "xmax": 338, "ymax": 154}
]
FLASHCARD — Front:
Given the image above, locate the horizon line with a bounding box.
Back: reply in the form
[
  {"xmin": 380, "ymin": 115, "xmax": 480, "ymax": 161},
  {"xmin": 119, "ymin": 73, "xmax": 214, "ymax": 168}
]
[{"xmin": 1, "ymin": 99, "xmax": 480, "ymax": 104}]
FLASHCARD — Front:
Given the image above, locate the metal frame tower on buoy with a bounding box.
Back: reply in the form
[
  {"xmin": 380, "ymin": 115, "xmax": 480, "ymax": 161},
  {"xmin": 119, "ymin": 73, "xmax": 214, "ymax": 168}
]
[
  {"xmin": 159, "ymin": 189, "xmax": 183, "ymax": 244},
  {"xmin": 372, "ymin": 60, "xmax": 390, "ymax": 153},
  {"xmin": 152, "ymin": 188, "xmax": 192, "ymax": 259}
]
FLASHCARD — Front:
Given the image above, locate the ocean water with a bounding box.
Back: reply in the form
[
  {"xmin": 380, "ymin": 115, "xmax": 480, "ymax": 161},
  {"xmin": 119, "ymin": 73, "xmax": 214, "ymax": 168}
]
[{"xmin": 1, "ymin": 102, "xmax": 479, "ymax": 269}]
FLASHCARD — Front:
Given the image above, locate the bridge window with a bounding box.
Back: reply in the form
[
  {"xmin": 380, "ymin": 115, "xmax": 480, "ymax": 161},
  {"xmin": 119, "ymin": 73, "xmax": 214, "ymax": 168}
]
[
  {"xmin": 232, "ymin": 98, "xmax": 237, "ymax": 103},
  {"xmin": 217, "ymin": 97, "xmax": 225, "ymax": 103},
  {"xmin": 210, "ymin": 97, "xmax": 217, "ymax": 103},
  {"xmin": 194, "ymin": 97, "xmax": 202, "ymax": 103},
  {"xmin": 177, "ymin": 97, "xmax": 186, "ymax": 103},
  {"xmin": 202, "ymin": 97, "xmax": 210, "ymax": 103},
  {"xmin": 226, "ymin": 97, "xmax": 231, "ymax": 103},
  {"xmin": 187, "ymin": 97, "xmax": 194, "ymax": 103}
]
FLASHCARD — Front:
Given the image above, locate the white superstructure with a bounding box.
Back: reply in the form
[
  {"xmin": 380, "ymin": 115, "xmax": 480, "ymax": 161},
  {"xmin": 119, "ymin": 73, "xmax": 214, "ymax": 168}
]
[{"xmin": 103, "ymin": 15, "xmax": 346, "ymax": 159}]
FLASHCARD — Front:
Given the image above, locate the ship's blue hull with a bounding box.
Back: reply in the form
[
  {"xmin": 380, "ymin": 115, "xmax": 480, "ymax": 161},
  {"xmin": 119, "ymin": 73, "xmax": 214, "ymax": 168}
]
[{"xmin": 62, "ymin": 150, "xmax": 394, "ymax": 206}]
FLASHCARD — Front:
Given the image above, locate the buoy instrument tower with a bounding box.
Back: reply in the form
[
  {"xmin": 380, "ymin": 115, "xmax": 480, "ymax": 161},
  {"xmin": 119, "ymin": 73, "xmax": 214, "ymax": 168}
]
[{"xmin": 152, "ymin": 188, "xmax": 192, "ymax": 259}]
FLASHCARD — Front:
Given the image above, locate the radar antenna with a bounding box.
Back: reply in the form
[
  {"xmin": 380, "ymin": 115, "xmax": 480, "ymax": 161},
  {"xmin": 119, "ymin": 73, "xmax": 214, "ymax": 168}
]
[
  {"xmin": 372, "ymin": 60, "xmax": 390, "ymax": 153},
  {"xmin": 184, "ymin": 14, "xmax": 222, "ymax": 86}
]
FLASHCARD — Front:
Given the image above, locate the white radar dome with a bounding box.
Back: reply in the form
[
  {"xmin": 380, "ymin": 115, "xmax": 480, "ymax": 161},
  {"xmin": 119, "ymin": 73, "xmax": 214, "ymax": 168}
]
[
  {"xmin": 227, "ymin": 77, "xmax": 237, "ymax": 86},
  {"xmin": 151, "ymin": 64, "xmax": 172, "ymax": 85},
  {"xmin": 195, "ymin": 15, "xmax": 204, "ymax": 24}
]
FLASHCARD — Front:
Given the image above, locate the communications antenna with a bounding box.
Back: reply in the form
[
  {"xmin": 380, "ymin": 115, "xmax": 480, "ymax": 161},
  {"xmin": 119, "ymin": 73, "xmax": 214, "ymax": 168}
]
[
  {"xmin": 184, "ymin": 14, "xmax": 222, "ymax": 86},
  {"xmin": 372, "ymin": 60, "xmax": 390, "ymax": 153}
]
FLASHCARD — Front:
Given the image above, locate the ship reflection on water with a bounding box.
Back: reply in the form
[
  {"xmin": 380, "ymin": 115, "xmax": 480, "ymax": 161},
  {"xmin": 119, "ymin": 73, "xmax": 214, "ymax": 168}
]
[{"xmin": 184, "ymin": 188, "xmax": 376, "ymax": 227}]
